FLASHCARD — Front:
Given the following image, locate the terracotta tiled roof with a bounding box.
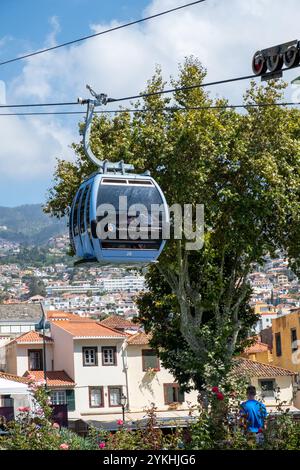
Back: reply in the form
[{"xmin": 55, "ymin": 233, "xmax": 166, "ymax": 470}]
[
  {"xmin": 233, "ymin": 358, "xmax": 296, "ymax": 378},
  {"xmin": 127, "ymin": 332, "xmax": 151, "ymax": 345},
  {"xmin": 10, "ymin": 331, "xmax": 53, "ymax": 344},
  {"xmin": 0, "ymin": 371, "xmax": 29, "ymax": 384},
  {"xmin": 52, "ymin": 320, "xmax": 126, "ymax": 338},
  {"xmin": 47, "ymin": 311, "xmax": 93, "ymax": 322},
  {"xmin": 244, "ymin": 342, "xmax": 270, "ymax": 354},
  {"xmin": 23, "ymin": 370, "xmax": 75, "ymax": 388},
  {"xmin": 100, "ymin": 315, "xmax": 140, "ymax": 330}
]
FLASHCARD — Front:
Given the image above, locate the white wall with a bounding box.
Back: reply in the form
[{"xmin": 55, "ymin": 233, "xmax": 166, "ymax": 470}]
[
  {"xmin": 71, "ymin": 338, "xmax": 126, "ymax": 419},
  {"xmin": 250, "ymin": 376, "xmax": 294, "ymax": 408},
  {"xmin": 16, "ymin": 344, "xmax": 53, "ymax": 376},
  {"xmin": 5, "ymin": 342, "xmax": 17, "ymax": 375},
  {"xmin": 126, "ymin": 345, "xmax": 199, "ymax": 413},
  {"xmin": 50, "ymin": 323, "xmax": 75, "ymax": 380}
]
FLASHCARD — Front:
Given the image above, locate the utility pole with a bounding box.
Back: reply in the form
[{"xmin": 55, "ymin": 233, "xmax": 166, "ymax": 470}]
[{"xmin": 35, "ymin": 303, "xmax": 50, "ymax": 389}]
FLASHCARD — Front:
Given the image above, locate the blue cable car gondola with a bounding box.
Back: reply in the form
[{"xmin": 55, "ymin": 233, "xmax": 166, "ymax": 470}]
[{"xmin": 69, "ymin": 86, "xmax": 169, "ymax": 266}]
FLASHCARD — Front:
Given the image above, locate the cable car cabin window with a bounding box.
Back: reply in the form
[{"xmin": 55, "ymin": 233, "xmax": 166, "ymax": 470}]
[
  {"xmin": 101, "ymin": 240, "xmax": 162, "ymax": 250},
  {"xmin": 73, "ymin": 188, "xmax": 83, "ymax": 236},
  {"xmin": 97, "ymin": 184, "xmax": 163, "ymax": 210},
  {"xmin": 127, "ymin": 179, "xmax": 153, "ymax": 186},
  {"xmin": 102, "ymin": 178, "xmax": 127, "ymax": 185},
  {"xmin": 79, "ymin": 186, "xmax": 89, "ymax": 234},
  {"xmin": 85, "ymin": 185, "xmax": 92, "ymax": 240}
]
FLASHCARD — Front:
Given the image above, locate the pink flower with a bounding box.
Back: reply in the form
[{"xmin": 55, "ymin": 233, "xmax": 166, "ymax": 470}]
[
  {"xmin": 117, "ymin": 419, "xmax": 124, "ymax": 426},
  {"xmin": 99, "ymin": 442, "xmax": 106, "ymax": 449},
  {"xmin": 27, "ymin": 374, "xmax": 36, "ymax": 381},
  {"xmin": 212, "ymin": 387, "xmax": 219, "ymax": 393},
  {"xmin": 216, "ymin": 392, "xmax": 224, "ymax": 401},
  {"xmin": 36, "ymin": 379, "xmax": 46, "ymax": 386},
  {"xmin": 52, "ymin": 423, "xmax": 60, "ymax": 429},
  {"xmin": 17, "ymin": 406, "xmax": 30, "ymax": 412},
  {"xmin": 59, "ymin": 443, "xmax": 69, "ymax": 450}
]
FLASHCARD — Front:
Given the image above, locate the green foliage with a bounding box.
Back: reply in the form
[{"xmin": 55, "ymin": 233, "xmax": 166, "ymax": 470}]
[
  {"xmin": 0, "ymin": 204, "xmax": 66, "ymax": 245},
  {"xmin": 187, "ymin": 386, "xmax": 300, "ymax": 450},
  {"xmin": 26, "ymin": 276, "xmax": 46, "ymax": 298},
  {"xmin": 0, "ymin": 245, "xmax": 71, "ymax": 268}
]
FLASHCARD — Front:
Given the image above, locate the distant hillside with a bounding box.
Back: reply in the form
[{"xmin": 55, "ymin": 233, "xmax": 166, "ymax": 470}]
[{"xmin": 0, "ymin": 204, "xmax": 67, "ymax": 245}]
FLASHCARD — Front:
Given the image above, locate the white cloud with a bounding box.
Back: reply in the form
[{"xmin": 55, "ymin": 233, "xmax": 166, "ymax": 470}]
[
  {"xmin": 1, "ymin": 0, "xmax": 300, "ymax": 198},
  {"xmin": 0, "ymin": 35, "xmax": 13, "ymax": 50},
  {"xmin": 0, "ymin": 115, "xmax": 74, "ymax": 179}
]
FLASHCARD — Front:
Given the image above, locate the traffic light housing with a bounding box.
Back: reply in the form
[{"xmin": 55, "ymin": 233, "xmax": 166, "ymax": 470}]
[{"xmin": 252, "ymin": 40, "xmax": 300, "ymax": 79}]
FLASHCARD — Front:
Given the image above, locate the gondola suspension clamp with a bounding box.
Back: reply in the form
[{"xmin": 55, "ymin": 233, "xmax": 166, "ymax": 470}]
[{"xmin": 78, "ymin": 84, "xmax": 135, "ymax": 174}]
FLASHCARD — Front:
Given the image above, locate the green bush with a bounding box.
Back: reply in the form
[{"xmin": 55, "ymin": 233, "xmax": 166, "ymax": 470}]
[{"xmin": 1, "ymin": 377, "xmax": 300, "ymax": 450}]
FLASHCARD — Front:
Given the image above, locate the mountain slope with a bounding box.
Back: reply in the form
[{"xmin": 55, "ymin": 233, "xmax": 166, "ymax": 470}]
[{"xmin": 0, "ymin": 204, "xmax": 67, "ymax": 245}]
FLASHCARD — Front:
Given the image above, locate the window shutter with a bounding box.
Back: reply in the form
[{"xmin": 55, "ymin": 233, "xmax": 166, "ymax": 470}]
[
  {"xmin": 66, "ymin": 389, "xmax": 75, "ymax": 412},
  {"xmin": 167, "ymin": 386, "xmax": 174, "ymax": 403},
  {"xmin": 178, "ymin": 388, "xmax": 185, "ymax": 403}
]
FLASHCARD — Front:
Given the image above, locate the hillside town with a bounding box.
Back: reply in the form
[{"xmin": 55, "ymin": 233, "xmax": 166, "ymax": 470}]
[
  {"xmin": 1, "ymin": 235, "xmax": 299, "ymax": 327},
  {"xmin": 0, "ymin": 235, "xmax": 144, "ymax": 318}
]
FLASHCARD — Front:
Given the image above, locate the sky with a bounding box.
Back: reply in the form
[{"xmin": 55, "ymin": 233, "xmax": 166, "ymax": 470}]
[{"xmin": 0, "ymin": 0, "xmax": 300, "ymax": 207}]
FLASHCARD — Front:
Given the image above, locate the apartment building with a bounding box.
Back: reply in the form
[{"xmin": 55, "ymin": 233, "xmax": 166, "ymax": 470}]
[
  {"xmin": 254, "ymin": 302, "xmax": 278, "ymax": 333},
  {"xmin": 272, "ymin": 310, "xmax": 300, "ymax": 373}
]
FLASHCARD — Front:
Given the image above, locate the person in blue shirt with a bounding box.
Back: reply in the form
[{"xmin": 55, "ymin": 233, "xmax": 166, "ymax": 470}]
[{"xmin": 240, "ymin": 385, "xmax": 267, "ymax": 439}]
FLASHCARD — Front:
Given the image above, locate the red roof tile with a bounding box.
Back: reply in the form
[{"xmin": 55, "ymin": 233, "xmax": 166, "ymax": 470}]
[
  {"xmin": 0, "ymin": 371, "xmax": 29, "ymax": 384},
  {"xmin": 100, "ymin": 315, "xmax": 140, "ymax": 330},
  {"xmin": 244, "ymin": 342, "xmax": 270, "ymax": 354},
  {"xmin": 52, "ymin": 320, "xmax": 126, "ymax": 338},
  {"xmin": 23, "ymin": 370, "xmax": 75, "ymax": 388},
  {"xmin": 10, "ymin": 331, "xmax": 53, "ymax": 344},
  {"xmin": 233, "ymin": 358, "xmax": 296, "ymax": 377},
  {"xmin": 127, "ymin": 332, "xmax": 151, "ymax": 345},
  {"xmin": 47, "ymin": 311, "xmax": 93, "ymax": 322}
]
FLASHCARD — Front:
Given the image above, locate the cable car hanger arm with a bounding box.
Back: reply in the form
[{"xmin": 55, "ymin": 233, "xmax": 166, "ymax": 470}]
[{"xmin": 78, "ymin": 84, "xmax": 135, "ymax": 174}]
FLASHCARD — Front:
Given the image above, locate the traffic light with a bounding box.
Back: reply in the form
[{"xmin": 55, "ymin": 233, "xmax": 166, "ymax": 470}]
[{"xmin": 252, "ymin": 40, "xmax": 300, "ymax": 79}]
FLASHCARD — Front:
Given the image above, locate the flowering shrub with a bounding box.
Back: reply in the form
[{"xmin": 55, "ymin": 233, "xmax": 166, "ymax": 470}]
[
  {"xmin": 1, "ymin": 374, "xmax": 300, "ymax": 450},
  {"xmin": 187, "ymin": 382, "xmax": 300, "ymax": 450},
  {"xmin": 102, "ymin": 405, "xmax": 184, "ymax": 451}
]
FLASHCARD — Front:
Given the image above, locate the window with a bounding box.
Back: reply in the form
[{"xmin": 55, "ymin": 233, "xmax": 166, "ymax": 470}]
[
  {"xmin": 28, "ymin": 349, "xmax": 43, "ymax": 371},
  {"xmin": 89, "ymin": 387, "xmax": 104, "ymax": 408},
  {"xmin": 0, "ymin": 326, "xmax": 10, "ymax": 334},
  {"xmin": 73, "ymin": 188, "xmax": 83, "ymax": 236},
  {"xmin": 98, "ymin": 185, "xmax": 163, "ymax": 211},
  {"xmin": 164, "ymin": 384, "xmax": 185, "ymax": 404},
  {"xmin": 275, "ymin": 333, "xmax": 282, "ymax": 357},
  {"xmin": 21, "ymin": 325, "xmax": 31, "ymax": 333},
  {"xmin": 291, "ymin": 328, "xmax": 298, "ymax": 353},
  {"xmin": 102, "ymin": 347, "xmax": 117, "ymax": 366},
  {"xmin": 66, "ymin": 389, "xmax": 75, "ymax": 412},
  {"xmin": 85, "ymin": 186, "xmax": 92, "ymax": 241},
  {"xmin": 0, "ymin": 395, "xmax": 13, "ymax": 407},
  {"xmin": 259, "ymin": 379, "xmax": 275, "ymax": 398},
  {"xmin": 82, "ymin": 347, "xmax": 98, "ymax": 366},
  {"xmin": 108, "ymin": 386, "xmax": 122, "ymax": 407},
  {"xmin": 80, "ymin": 186, "xmax": 90, "ymax": 235},
  {"xmin": 51, "ymin": 390, "xmax": 67, "ymax": 405},
  {"xmin": 142, "ymin": 349, "xmax": 160, "ymax": 371},
  {"xmin": 11, "ymin": 325, "xmax": 21, "ymax": 333}
]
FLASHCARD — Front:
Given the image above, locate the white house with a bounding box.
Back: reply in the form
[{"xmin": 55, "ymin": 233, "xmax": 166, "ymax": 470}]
[{"xmin": 233, "ymin": 358, "xmax": 297, "ymax": 412}]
